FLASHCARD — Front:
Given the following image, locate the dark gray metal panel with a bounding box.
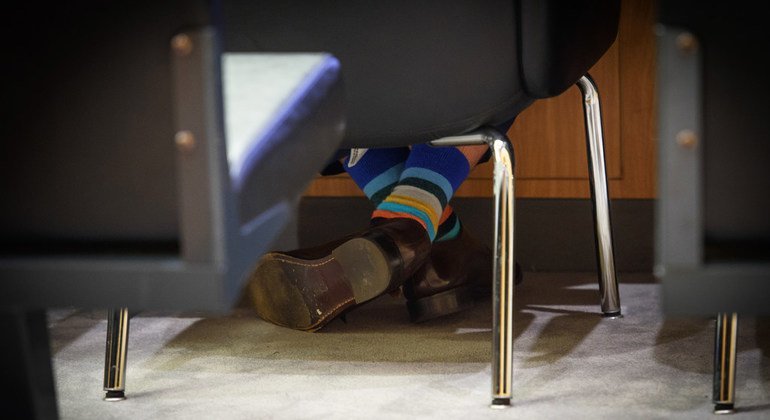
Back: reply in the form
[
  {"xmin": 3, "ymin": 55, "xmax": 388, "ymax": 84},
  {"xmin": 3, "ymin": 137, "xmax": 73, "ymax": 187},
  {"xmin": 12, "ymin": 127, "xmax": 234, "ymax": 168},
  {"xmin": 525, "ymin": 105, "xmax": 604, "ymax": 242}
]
[
  {"xmin": 0, "ymin": 11, "xmax": 345, "ymax": 313},
  {"xmin": 656, "ymin": 15, "xmax": 770, "ymax": 316},
  {"xmin": 0, "ymin": 51, "xmax": 346, "ymax": 312},
  {"xmin": 0, "ymin": 258, "xmax": 226, "ymax": 311},
  {"xmin": 654, "ymin": 26, "xmax": 703, "ymax": 273},
  {"xmin": 659, "ymin": 2, "xmax": 770, "ymax": 249},
  {"xmin": 171, "ymin": 27, "xmax": 230, "ymax": 264},
  {"xmin": 662, "ymin": 266, "xmax": 770, "ymax": 315}
]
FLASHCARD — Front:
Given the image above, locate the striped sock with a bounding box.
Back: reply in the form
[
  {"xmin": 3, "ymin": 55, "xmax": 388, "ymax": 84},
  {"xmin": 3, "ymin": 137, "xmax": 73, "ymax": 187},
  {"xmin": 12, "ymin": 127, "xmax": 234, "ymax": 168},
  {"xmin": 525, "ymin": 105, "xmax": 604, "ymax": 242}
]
[
  {"xmin": 373, "ymin": 144, "xmax": 470, "ymax": 242},
  {"xmin": 435, "ymin": 206, "xmax": 462, "ymax": 242},
  {"xmin": 343, "ymin": 147, "xmax": 410, "ymax": 206}
]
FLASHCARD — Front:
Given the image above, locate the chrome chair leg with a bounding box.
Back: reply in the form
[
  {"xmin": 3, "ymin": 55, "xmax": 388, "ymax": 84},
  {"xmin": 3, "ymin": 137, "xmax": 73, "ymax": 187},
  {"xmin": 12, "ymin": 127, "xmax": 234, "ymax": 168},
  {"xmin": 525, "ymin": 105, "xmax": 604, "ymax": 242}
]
[
  {"xmin": 103, "ymin": 308, "xmax": 130, "ymax": 401},
  {"xmin": 430, "ymin": 74, "xmax": 619, "ymax": 405},
  {"xmin": 713, "ymin": 313, "xmax": 738, "ymax": 414},
  {"xmin": 488, "ymin": 133, "xmax": 516, "ymax": 407},
  {"xmin": 577, "ymin": 74, "xmax": 622, "ymax": 317},
  {"xmin": 431, "ymin": 128, "xmax": 516, "ymax": 408}
]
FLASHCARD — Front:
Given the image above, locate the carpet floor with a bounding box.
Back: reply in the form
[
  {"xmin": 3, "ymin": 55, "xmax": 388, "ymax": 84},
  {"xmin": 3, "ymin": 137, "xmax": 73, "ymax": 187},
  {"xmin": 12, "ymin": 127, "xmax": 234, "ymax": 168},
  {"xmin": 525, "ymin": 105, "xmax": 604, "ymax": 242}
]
[{"xmin": 49, "ymin": 273, "xmax": 770, "ymax": 419}]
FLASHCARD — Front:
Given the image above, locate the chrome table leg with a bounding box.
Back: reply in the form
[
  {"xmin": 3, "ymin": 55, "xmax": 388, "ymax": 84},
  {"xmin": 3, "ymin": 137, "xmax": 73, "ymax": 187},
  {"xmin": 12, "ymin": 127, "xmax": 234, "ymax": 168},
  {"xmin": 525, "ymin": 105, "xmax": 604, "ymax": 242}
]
[
  {"xmin": 432, "ymin": 128, "xmax": 516, "ymax": 407},
  {"xmin": 713, "ymin": 313, "xmax": 738, "ymax": 414},
  {"xmin": 577, "ymin": 74, "xmax": 622, "ymax": 317},
  {"xmin": 103, "ymin": 308, "xmax": 130, "ymax": 401}
]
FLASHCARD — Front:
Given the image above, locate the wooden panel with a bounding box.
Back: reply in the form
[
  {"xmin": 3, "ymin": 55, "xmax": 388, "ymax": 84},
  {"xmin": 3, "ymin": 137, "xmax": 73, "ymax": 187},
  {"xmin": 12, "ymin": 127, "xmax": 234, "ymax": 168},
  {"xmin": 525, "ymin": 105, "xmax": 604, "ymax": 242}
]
[
  {"xmin": 304, "ymin": 0, "xmax": 656, "ymax": 199},
  {"xmin": 613, "ymin": 0, "xmax": 657, "ymax": 199},
  {"xmin": 304, "ymin": 174, "xmax": 361, "ymax": 197}
]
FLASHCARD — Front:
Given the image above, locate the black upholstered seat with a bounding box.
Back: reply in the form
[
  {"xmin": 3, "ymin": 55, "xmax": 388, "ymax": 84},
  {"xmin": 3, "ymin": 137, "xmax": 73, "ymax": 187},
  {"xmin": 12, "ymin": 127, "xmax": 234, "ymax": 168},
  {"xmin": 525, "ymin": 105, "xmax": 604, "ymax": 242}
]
[{"xmin": 223, "ymin": 0, "xmax": 619, "ymax": 147}]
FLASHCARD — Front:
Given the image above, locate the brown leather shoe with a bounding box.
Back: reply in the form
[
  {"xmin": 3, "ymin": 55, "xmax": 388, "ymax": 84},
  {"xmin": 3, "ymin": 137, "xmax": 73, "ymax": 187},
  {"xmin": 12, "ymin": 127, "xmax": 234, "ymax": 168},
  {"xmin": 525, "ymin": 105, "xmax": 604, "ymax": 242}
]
[
  {"xmin": 403, "ymin": 225, "xmax": 523, "ymax": 323},
  {"xmin": 248, "ymin": 218, "xmax": 431, "ymax": 331}
]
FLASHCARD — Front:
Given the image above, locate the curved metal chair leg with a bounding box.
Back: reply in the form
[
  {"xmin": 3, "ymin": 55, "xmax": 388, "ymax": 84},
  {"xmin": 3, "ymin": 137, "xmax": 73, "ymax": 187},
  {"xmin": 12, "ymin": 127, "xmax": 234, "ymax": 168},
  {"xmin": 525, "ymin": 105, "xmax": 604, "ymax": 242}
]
[
  {"xmin": 432, "ymin": 128, "xmax": 516, "ymax": 408},
  {"xmin": 488, "ymin": 133, "xmax": 516, "ymax": 407},
  {"xmin": 577, "ymin": 74, "xmax": 622, "ymax": 317},
  {"xmin": 431, "ymin": 73, "xmax": 619, "ymax": 404},
  {"xmin": 713, "ymin": 313, "xmax": 738, "ymax": 414},
  {"xmin": 103, "ymin": 308, "xmax": 130, "ymax": 401}
]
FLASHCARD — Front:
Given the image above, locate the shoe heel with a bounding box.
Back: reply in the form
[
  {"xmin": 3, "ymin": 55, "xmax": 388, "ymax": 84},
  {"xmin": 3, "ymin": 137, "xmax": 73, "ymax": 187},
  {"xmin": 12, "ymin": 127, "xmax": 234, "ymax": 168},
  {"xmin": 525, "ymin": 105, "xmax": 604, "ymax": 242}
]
[
  {"xmin": 331, "ymin": 238, "xmax": 392, "ymax": 303},
  {"xmin": 407, "ymin": 286, "xmax": 475, "ymax": 323}
]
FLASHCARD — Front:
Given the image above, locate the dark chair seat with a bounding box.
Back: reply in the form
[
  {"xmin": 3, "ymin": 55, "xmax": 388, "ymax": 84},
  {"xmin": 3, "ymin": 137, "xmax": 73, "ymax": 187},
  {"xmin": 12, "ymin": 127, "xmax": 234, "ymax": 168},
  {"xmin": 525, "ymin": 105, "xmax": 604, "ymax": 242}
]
[{"xmin": 223, "ymin": 0, "xmax": 619, "ymax": 147}]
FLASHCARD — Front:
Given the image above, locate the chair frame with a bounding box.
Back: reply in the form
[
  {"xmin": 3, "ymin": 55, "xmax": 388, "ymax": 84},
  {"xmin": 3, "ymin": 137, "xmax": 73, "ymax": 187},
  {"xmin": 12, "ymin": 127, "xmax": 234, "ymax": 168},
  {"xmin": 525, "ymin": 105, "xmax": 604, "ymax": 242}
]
[{"xmin": 104, "ymin": 73, "xmax": 622, "ymax": 406}]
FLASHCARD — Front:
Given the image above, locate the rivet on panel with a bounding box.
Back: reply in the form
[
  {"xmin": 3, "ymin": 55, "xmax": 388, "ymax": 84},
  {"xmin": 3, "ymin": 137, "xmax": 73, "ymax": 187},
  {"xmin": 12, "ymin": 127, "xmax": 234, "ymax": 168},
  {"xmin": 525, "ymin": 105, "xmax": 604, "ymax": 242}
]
[
  {"xmin": 676, "ymin": 32, "xmax": 698, "ymax": 54},
  {"xmin": 175, "ymin": 131, "xmax": 196, "ymax": 153},
  {"xmin": 676, "ymin": 129, "xmax": 698, "ymax": 149},
  {"xmin": 171, "ymin": 34, "xmax": 193, "ymax": 56}
]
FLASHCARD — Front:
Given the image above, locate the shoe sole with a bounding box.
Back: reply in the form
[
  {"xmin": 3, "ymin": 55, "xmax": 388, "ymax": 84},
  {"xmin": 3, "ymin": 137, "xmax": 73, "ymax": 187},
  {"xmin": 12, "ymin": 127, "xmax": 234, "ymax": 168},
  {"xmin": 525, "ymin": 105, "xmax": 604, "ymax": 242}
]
[{"xmin": 249, "ymin": 237, "xmax": 392, "ymax": 331}]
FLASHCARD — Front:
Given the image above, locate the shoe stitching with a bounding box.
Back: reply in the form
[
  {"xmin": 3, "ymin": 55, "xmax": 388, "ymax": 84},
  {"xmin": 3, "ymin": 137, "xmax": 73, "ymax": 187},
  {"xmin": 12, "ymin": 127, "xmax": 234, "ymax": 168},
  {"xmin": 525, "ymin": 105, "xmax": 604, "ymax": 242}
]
[
  {"xmin": 259, "ymin": 298, "xmax": 356, "ymax": 331},
  {"xmin": 306, "ymin": 296, "xmax": 356, "ymax": 331},
  {"xmin": 260, "ymin": 296, "xmax": 355, "ymax": 332},
  {"xmin": 268, "ymin": 254, "xmax": 336, "ymax": 268}
]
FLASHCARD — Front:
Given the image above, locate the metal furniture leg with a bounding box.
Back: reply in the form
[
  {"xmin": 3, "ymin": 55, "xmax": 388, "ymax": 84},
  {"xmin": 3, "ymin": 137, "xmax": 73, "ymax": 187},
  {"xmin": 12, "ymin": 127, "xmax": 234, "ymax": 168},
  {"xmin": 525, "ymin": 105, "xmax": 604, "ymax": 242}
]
[
  {"xmin": 713, "ymin": 313, "xmax": 738, "ymax": 414},
  {"xmin": 103, "ymin": 308, "xmax": 130, "ymax": 401},
  {"xmin": 430, "ymin": 73, "xmax": 617, "ymax": 405},
  {"xmin": 577, "ymin": 74, "xmax": 622, "ymax": 317},
  {"xmin": 488, "ymin": 133, "xmax": 516, "ymax": 407},
  {"xmin": 431, "ymin": 128, "xmax": 515, "ymax": 407}
]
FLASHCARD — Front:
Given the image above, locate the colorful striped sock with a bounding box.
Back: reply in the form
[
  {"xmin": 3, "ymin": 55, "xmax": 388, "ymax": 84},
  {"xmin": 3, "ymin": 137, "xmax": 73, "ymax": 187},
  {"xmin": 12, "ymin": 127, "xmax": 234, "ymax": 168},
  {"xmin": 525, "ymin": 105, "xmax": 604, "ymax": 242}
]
[
  {"xmin": 435, "ymin": 206, "xmax": 462, "ymax": 242},
  {"xmin": 373, "ymin": 144, "xmax": 470, "ymax": 242},
  {"xmin": 343, "ymin": 147, "xmax": 410, "ymax": 206}
]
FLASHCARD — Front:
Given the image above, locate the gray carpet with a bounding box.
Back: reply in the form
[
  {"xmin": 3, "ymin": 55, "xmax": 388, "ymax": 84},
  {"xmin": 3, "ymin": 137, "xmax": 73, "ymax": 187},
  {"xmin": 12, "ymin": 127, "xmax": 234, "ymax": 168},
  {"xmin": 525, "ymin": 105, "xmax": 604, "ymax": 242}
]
[{"xmin": 49, "ymin": 273, "xmax": 770, "ymax": 419}]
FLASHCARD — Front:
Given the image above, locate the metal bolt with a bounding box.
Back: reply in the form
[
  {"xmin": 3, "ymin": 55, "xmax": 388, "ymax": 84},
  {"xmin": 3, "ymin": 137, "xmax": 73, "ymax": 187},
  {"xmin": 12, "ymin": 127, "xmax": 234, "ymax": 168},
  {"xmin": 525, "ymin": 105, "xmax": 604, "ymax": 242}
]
[
  {"xmin": 171, "ymin": 34, "xmax": 193, "ymax": 56},
  {"xmin": 676, "ymin": 129, "xmax": 698, "ymax": 149},
  {"xmin": 175, "ymin": 131, "xmax": 196, "ymax": 153},
  {"xmin": 676, "ymin": 32, "xmax": 698, "ymax": 54}
]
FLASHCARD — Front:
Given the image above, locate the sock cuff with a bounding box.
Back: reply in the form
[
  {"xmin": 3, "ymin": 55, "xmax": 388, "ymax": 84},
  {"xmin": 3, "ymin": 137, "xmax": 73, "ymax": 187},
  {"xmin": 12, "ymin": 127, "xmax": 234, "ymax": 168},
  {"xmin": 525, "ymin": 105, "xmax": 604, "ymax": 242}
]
[
  {"xmin": 343, "ymin": 147, "xmax": 410, "ymax": 186},
  {"xmin": 435, "ymin": 207, "xmax": 461, "ymax": 242}
]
